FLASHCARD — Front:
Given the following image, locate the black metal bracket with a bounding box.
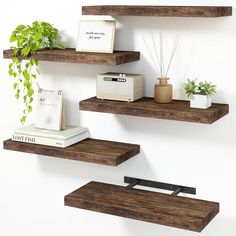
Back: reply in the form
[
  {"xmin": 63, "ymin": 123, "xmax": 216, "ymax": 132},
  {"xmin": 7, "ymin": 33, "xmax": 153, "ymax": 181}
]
[{"xmin": 124, "ymin": 176, "xmax": 196, "ymax": 196}]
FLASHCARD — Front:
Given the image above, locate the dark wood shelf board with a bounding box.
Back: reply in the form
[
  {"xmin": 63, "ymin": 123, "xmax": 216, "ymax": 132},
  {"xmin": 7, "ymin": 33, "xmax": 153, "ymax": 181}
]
[
  {"xmin": 82, "ymin": 5, "xmax": 232, "ymax": 17},
  {"xmin": 65, "ymin": 181, "xmax": 219, "ymax": 232},
  {"xmin": 3, "ymin": 139, "xmax": 140, "ymax": 166},
  {"xmin": 3, "ymin": 48, "xmax": 140, "ymax": 66},
  {"xmin": 79, "ymin": 97, "xmax": 229, "ymax": 124}
]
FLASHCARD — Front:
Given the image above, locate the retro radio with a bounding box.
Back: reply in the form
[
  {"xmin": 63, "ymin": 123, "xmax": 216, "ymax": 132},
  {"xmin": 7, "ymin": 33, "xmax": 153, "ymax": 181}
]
[{"xmin": 96, "ymin": 72, "xmax": 144, "ymax": 102}]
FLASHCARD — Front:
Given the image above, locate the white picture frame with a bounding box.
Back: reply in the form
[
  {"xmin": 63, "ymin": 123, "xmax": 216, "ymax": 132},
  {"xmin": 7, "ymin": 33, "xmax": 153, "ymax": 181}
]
[
  {"xmin": 35, "ymin": 89, "xmax": 64, "ymax": 131},
  {"xmin": 76, "ymin": 20, "xmax": 116, "ymax": 53}
]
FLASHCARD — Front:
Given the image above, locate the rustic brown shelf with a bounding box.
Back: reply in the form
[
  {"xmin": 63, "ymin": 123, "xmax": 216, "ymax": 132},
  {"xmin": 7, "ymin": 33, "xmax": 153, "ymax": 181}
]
[
  {"xmin": 82, "ymin": 5, "xmax": 232, "ymax": 17},
  {"xmin": 65, "ymin": 181, "xmax": 219, "ymax": 232},
  {"xmin": 79, "ymin": 97, "xmax": 229, "ymax": 124},
  {"xmin": 3, "ymin": 48, "xmax": 140, "ymax": 66},
  {"xmin": 3, "ymin": 139, "xmax": 140, "ymax": 166}
]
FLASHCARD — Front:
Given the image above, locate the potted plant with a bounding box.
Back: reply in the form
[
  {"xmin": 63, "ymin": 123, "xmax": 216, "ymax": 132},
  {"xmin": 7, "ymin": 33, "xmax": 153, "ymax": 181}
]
[
  {"xmin": 8, "ymin": 21, "xmax": 64, "ymax": 123},
  {"xmin": 184, "ymin": 79, "xmax": 216, "ymax": 109}
]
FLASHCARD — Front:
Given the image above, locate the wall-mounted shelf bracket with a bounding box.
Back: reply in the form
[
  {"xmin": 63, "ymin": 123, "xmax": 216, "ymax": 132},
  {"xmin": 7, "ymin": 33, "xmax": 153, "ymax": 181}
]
[{"xmin": 124, "ymin": 176, "xmax": 196, "ymax": 195}]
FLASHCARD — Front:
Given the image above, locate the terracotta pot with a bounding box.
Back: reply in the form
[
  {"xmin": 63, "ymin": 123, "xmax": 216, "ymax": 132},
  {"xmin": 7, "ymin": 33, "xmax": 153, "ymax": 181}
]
[{"xmin": 154, "ymin": 78, "xmax": 172, "ymax": 103}]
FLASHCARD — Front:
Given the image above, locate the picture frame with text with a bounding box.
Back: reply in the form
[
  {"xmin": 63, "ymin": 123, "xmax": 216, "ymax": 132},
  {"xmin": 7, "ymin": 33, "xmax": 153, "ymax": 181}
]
[{"xmin": 76, "ymin": 20, "xmax": 116, "ymax": 53}]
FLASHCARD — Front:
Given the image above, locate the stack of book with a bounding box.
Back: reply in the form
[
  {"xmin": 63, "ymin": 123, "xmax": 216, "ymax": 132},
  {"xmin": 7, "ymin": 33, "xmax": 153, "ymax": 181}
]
[{"xmin": 12, "ymin": 124, "xmax": 89, "ymax": 148}]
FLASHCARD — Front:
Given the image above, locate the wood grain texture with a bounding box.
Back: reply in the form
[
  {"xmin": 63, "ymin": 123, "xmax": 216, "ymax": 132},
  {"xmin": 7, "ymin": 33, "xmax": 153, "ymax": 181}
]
[
  {"xmin": 79, "ymin": 97, "xmax": 229, "ymax": 124},
  {"xmin": 3, "ymin": 139, "xmax": 140, "ymax": 166},
  {"xmin": 65, "ymin": 181, "xmax": 219, "ymax": 232},
  {"xmin": 3, "ymin": 48, "xmax": 140, "ymax": 66},
  {"xmin": 82, "ymin": 5, "xmax": 232, "ymax": 17}
]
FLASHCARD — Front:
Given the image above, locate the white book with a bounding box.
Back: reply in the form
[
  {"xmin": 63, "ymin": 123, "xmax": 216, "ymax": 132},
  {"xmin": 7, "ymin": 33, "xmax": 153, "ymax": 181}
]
[
  {"xmin": 12, "ymin": 131, "xmax": 89, "ymax": 148},
  {"xmin": 14, "ymin": 124, "xmax": 88, "ymax": 140}
]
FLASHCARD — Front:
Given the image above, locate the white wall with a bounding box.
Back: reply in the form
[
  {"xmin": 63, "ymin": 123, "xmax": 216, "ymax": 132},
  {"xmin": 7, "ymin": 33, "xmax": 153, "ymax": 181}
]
[{"xmin": 0, "ymin": 0, "xmax": 235, "ymax": 235}]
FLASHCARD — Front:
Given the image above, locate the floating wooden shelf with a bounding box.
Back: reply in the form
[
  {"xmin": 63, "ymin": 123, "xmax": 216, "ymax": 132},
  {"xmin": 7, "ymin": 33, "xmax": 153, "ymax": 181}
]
[
  {"xmin": 79, "ymin": 97, "xmax": 229, "ymax": 124},
  {"xmin": 65, "ymin": 181, "xmax": 219, "ymax": 232},
  {"xmin": 3, "ymin": 139, "xmax": 140, "ymax": 166},
  {"xmin": 3, "ymin": 48, "xmax": 140, "ymax": 66},
  {"xmin": 82, "ymin": 5, "xmax": 232, "ymax": 17}
]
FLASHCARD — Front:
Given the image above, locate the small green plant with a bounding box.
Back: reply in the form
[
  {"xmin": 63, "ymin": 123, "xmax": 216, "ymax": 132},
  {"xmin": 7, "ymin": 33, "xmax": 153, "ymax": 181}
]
[
  {"xmin": 8, "ymin": 21, "xmax": 64, "ymax": 124},
  {"xmin": 184, "ymin": 79, "xmax": 216, "ymax": 97}
]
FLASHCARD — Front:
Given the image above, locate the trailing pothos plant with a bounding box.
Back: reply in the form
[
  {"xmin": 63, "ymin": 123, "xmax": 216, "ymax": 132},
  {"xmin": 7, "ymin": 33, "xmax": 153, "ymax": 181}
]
[{"xmin": 8, "ymin": 21, "xmax": 64, "ymax": 124}]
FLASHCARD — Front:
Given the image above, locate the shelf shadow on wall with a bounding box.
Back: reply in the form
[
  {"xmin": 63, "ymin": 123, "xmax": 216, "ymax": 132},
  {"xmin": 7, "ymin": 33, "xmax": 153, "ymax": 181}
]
[
  {"xmin": 122, "ymin": 216, "xmax": 236, "ymax": 236},
  {"xmin": 114, "ymin": 111, "xmax": 233, "ymax": 148},
  {"xmin": 39, "ymin": 60, "xmax": 115, "ymax": 79},
  {"xmin": 116, "ymin": 15, "xmax": 233, "ymax": 33},
  {"xmin": 37, "ymin": 147, "xmax": 158, "ymax": 185}
]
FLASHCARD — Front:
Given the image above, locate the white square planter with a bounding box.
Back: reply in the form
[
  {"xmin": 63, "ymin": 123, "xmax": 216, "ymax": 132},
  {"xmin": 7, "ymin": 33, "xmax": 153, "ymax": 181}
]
[{"xmin": 190, "ymin": 94, "xmax": 211, "ymax": 109}]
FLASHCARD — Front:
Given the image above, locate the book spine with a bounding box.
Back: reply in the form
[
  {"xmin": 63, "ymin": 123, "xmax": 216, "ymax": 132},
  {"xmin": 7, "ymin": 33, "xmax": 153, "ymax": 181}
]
[
  {"xmin": 12, "ymin": 134, "xmax": 66, "ymax": 147},
  {"xmin": 12, "ymin": 131, "xmax": 89, "ymax": 148}
]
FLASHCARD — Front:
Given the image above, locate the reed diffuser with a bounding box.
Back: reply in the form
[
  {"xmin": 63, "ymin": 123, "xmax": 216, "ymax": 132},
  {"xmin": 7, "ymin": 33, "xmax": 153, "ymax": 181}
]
[{"xmin": 143, "ymin": 33, "xmax": 180, "ymax": 103}]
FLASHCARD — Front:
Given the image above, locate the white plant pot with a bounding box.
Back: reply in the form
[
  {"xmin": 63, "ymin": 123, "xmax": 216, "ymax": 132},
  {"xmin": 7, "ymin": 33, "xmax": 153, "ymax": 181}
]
[{"xmin": 190, "ymin": 94, "xmax": 211, "ymax": 109}]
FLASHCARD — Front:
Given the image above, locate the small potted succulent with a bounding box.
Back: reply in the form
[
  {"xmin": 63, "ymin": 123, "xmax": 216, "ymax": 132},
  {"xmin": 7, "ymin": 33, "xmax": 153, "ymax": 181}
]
[{"xmin": 184, "ymin": 79, "xmax": 216, "ymax": 109}]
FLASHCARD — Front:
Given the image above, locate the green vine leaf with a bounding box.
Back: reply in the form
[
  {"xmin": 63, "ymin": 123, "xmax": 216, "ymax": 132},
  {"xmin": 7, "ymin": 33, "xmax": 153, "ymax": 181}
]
[
  {"xmin": 27, "ymin": 88, "xmax": 34, "ymax": 97},
  {"xmin": 13, "ymin": 83, "xmax": 18, "ymax": 89},
  {"xmin": 21, "ymin": 46, "xmax": 31, "ymax": 56},
  {"xmin": 15, "ymin": 93, "xmax": 20, "ymax": 99},
  {"xmin": 8, "ymin": 69, "xmax": 13, "ymax": 76}
]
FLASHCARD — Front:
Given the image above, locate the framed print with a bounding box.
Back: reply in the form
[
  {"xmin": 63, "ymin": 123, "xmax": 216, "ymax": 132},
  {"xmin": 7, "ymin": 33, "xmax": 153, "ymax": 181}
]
[{"xmin": 76, "ymin": 20, "xmax": 116, "ymax": 53}]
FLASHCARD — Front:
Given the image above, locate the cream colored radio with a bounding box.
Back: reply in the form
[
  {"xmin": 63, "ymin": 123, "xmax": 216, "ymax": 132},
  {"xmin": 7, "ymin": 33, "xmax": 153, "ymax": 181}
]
[{"xmin": 96, "ymin": 72, "xmax": 144, "ymax": 102}]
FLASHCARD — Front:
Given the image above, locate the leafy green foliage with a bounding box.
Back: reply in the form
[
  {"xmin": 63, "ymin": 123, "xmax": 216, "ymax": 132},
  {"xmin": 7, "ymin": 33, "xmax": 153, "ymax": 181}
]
[
  {"xmin": 198, "ymin": 81, "xmax": 217, "ymax": 96},
  {"xmin": 184, "ymin": 79, "xmax": 216, "ymax": 97},
  {"xmin": 183, "ymin": 79, "xmax": 198, "ymax": 97},
  {"xmin": 8, "ymin": 21, "xmax": 64, "ymax": 124}
]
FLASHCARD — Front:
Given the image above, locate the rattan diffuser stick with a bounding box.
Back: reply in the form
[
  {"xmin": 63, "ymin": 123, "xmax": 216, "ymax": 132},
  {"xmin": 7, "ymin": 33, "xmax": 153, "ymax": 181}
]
[
  {"xmin": 142, "ymin": 32, "xmax": 180, "ymax": 78},
  {"xmin": 142, "ymin": 32, "xmax": 180, "ymax": 104}
]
